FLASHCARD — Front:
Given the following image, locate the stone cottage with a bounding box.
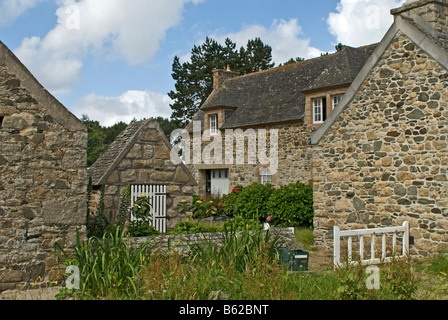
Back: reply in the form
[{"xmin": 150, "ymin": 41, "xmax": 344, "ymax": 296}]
[
  {"xmin": 186, "ymin": 44, "xmax": 377, "ymax": 199},
  {"xmin": 88, "ymin": 119, "xmax": 197, "ymax": 233},
  {"xmin": 0, "ymin": 41, "xmax": 87, "ymax": 291},
  {"xmin": 310, "ymin": 0, "xmax": 448, "ymax": 258}
]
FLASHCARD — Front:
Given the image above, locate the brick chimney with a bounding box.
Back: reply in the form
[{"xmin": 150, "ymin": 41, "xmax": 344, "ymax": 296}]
[
  {"xmin": 212, "ymin": 66, "xmax": 240, "ymax": 91},
  {"xmin": 391, "ymin": 0, "xmax": 448, "ymax": 34}
]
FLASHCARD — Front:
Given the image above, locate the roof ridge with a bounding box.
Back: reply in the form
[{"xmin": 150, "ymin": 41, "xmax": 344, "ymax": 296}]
[{"xmin": 228, "ymin": 43, "xmax": 378, "ymax": 82}]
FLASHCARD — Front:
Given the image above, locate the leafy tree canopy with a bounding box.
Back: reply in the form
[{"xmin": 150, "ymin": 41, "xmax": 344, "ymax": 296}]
[{"xmin": 81, "ymin": 115, "xmax": 180, "ymax": 166}]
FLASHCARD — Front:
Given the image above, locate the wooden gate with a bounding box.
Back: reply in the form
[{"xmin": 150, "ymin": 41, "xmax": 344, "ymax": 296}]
[
  {"xmin": 130, "ymin": 185, "xmax": 167, "ymax": 233},
  {"xmin": 333, "ymin": 221, "xmax": 409, "ymax": 268}
]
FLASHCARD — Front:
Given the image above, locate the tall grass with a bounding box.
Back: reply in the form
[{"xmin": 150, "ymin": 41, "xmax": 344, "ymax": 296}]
[
  {"xmin": 188, "ymin": 221, "xmax": 280, "ymax": 273},
  {"xmin": 55, "ymin": 226, "xmax": 152, "ymax": 299},
  {"xmin": 55, "ymin": 225, "xmax": 432, "ymax": 300}
]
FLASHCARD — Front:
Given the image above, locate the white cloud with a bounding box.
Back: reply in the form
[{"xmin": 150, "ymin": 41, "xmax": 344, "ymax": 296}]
[
  {"xmin": 0, "ymin": 0, "xmax": 44, "ymax": 26},
  {"xmin": 73, "ymin": 90, "xmax": 174, "ymax": 127},
  {"xmin": 13, "ymin": 0, "xmax": 202, "ymax": 94},
  {"xmin": 210, "ymin": 18, "xmax": 323, "ymax": 65},
  {"xmin": 327, "ymin": 0, "xmax": 406, "ymax": 47}
]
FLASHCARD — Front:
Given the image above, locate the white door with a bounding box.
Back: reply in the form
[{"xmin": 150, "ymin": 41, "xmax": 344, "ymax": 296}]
[{"xmin": 210, "ymin": 169, "xmax": 229, "ymax": 197}]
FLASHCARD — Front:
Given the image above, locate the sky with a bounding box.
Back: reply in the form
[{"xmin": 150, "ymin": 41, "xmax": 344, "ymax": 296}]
[{"xmin": 0, "ymin": 0, "xmax": 406, "ymax": 127}]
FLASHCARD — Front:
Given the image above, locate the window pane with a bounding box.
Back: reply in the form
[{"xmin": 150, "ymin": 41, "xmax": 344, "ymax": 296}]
[
  {"xmin": 210, "ymin": 114, "xmax": 218, "ymax": 134},
  {"xmin": 260, "ymin": 168, "xmax": 272, "ymax": 185},
  {"xmin": 313, "ymin": 98, "xmax": 322, "ymax": 123}
]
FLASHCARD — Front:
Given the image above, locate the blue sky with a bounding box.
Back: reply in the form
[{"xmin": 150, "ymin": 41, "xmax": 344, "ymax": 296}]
[{"xmin": 0, "ymin": 0, "xmax": 405, "ymax": 126}]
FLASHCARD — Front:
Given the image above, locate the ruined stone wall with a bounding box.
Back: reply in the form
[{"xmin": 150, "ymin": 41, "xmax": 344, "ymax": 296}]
[
  {"xmin": 98, "ymin": 126, "xmax": 196, "ymax": 231},
  {"xmin": 0, "ymin": 66, "xmax": 87, "ymax": 292},
  {"xmin": 313, "ymin": 32, "xmax": 448, "ymax": 258}
]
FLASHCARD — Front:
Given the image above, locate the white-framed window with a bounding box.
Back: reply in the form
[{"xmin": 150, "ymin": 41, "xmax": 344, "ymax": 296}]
[
  {"xmin": 260, "ymin": 168, "xmax": 272, "ymax": 185},
  {"xmin": 313, "ymin": 98, "xmax": 324, "ymax": 124},
  {"xmin": 332, "ymin": 95, "xmax": 343, "ymax": 110},
  {"xmin": 209, "ymin": 114, "xmax": 218, "ymax": 135}
]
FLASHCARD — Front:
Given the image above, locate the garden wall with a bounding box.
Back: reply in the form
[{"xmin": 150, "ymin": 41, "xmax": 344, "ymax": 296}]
[{"xmin": 129, "ymin": 227, "xmax": 302, "ymax": 256}]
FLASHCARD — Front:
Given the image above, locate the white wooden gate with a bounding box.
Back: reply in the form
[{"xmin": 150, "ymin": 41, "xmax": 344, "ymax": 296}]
[
  {"xmin": 130, "ymin": 185, "xmax": 167, "ymax": 233},
  {"xmin": 333, "ymin": 221, "xmax": 409, "ymax": 268}
]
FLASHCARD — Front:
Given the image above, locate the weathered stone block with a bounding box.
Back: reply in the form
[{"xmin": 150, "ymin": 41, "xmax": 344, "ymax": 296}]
[
  {"xmin": 334, "ymin": 199, "xmax": 354, "ymax": 211},
  {"xmin": 0, "ymin": 270, "xmax": 23, "ymax": 283},
  {"xmin": 42, "ymin": 198, "xmax": 86, "ymax": 226}
]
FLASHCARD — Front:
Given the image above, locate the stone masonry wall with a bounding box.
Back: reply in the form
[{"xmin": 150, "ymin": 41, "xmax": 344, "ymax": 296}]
[
  {"xmin": 98, "ymin": 126, "xmax": 196, "ymax": 232},
  {"xmin": 129, "ymin": 227, "xmax": 300, "ymax": 256},
  {"xmin": 0, "ymin": 66, "xmax": 87, "ymax": 292},
  {"xmin": 190, "ymin": 121, "xmax": 316, "ymax": 198},
  {"xmin": 392, "ymin": 0, "xmax": 448, "ymax": 35},
  {"xmin": 313, "ymin": 32, "xmax": 448, "ymax": 258}
]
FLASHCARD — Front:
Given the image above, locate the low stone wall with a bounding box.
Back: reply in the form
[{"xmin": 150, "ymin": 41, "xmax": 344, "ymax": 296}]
[{"xmin": 129, "ymin": 227, "xmax": 303, "ymax": 256}]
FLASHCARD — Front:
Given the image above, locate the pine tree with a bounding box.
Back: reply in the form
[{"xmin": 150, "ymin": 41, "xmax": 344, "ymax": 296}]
[{"xmin": 168, "ymin": 37, "xmax": 275, "ymax": 127}]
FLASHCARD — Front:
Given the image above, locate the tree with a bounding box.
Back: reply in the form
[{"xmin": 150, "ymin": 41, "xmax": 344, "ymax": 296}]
[
  {"xmin": 81, "ymin": 114, "xmax": 108, "ymax": 167},
  {"xmin": 335, "ymin": 43, "xmax": 344, "ymax": 52},
  {"xmin": 82, "ymin": 115, "xmax": 180, "ymax": 166},
  {"xmin": 280, "ymin": 57, "xmax": 305, "ymax": 66},
  {"xmin": 168, "ymin": 37, "xmax": 275, "ymax": 127}
]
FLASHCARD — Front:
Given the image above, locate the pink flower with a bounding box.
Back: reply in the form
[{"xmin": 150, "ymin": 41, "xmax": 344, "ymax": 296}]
[
  {"xmin": 267, "ymin": 216, "xmax": 272, "ymax": 222},
  {"xmin": 218, "ymin": 203, "xmax": 222, "ymax": 207},
  {"xmin": 232, "ymin": 188, "xmax": 240, "ymax": 193}
]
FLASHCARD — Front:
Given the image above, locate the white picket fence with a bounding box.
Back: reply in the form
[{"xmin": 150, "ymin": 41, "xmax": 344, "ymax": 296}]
[
  {"xmin": 333, "ymin": 221, "xmax": 409, "ymax": 268},
  {"xmin": 130, "ymin": 184, "xmax": 167, "ymax": 233}
]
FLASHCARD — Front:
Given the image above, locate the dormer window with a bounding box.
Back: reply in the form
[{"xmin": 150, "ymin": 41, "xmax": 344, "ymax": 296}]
[
  {"xmin": 313, "ymin": 97, "xmax": 327, "ymax": 124},
  {"xmin": 260, "ymin": 167, "xmax": 272, "ymax": 185},
  {"xmin": 209, "ymin": 114, "xmax": 218, "ymax": 135},
  {"xmin": 332, "ymin": 95, "xmax": 343, "ymax": 110}
]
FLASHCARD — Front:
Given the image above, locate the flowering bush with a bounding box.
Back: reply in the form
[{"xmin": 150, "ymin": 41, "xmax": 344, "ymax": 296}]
[
  {"xmin": 128, "ymin": 195, "xmax": 159, "ymax": 236},
  {"xmin": 221, "ymin": 183, "xmax": 273, "ymax": 220},
  {"xmin": 178, "ymin": 194, "xmax": 222, "ymax": 220},
  {"xmin": 221, "ymin": 182, "xmax": 313, "ymax": 228}
]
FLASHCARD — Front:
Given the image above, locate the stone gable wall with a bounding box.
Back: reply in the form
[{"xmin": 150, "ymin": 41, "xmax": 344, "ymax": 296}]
[
  {"xmin": 0, "ymin": 66, "xmax": 87, "ymax": 292},
  {"xmin": 312, "ymin": 32, "xmax": 448, "ymax": 258},
  {"xmin": 96, "ymin": 126, "xmax": 195, "ymax": 231}
]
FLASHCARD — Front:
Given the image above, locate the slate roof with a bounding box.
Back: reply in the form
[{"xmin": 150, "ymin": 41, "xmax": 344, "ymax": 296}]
[
  {"xmin": 192, "ymin": 44, "xmax": 377, "ymax": 130},
  {"xmin": 88, "ymin": 119, "xmax": 148, "ymax": 185}
]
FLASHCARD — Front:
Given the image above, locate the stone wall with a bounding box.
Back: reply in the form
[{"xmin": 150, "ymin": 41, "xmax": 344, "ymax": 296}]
[
  {"xmin": 95, "ymin": 124, "xmax": 196, "ymax": 232},
  {"xmin": 129, "ymin": 227, "xmax": 300, "ymax": 256},
  {"xmin": 190, "ymin": 121, "xmax": 316, "ymax": 198},
  {"xmin": 0, "ymin": 63, "xmax": 87, "ymax": 292},
  {"xmin": 391, "ymin": 0, "xmax": 448, "ymax": 35},
  {"xmin": 313, "ymin": 32, "xmax": 448, "ymax": 258}
]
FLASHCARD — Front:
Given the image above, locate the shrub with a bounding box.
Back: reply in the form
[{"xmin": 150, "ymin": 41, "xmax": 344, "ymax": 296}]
[
  {"xmin": 178, "ymin": 194, "xmax": 219, "ymax": 220},
  {"xmin": 221, "ymin": 181, "xmax": 313, "ymax": 227},
  {"xmin": 128, "ymin": 195, "xmax": 159, "ymax": 237},
  {"xmin": 267, "ymin": 182, "xmax": 314, "ymax": 227},
  {"xmin": 221, "ymin": 183, "xmax": 273, "ymax": 220},
  {"xmin": 223, "ymin": 215, "xmax": 263, "ymax": 231},
  {"xmin": 169, "ymin": 219, "xmax": 221, "ymax": 234}
]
